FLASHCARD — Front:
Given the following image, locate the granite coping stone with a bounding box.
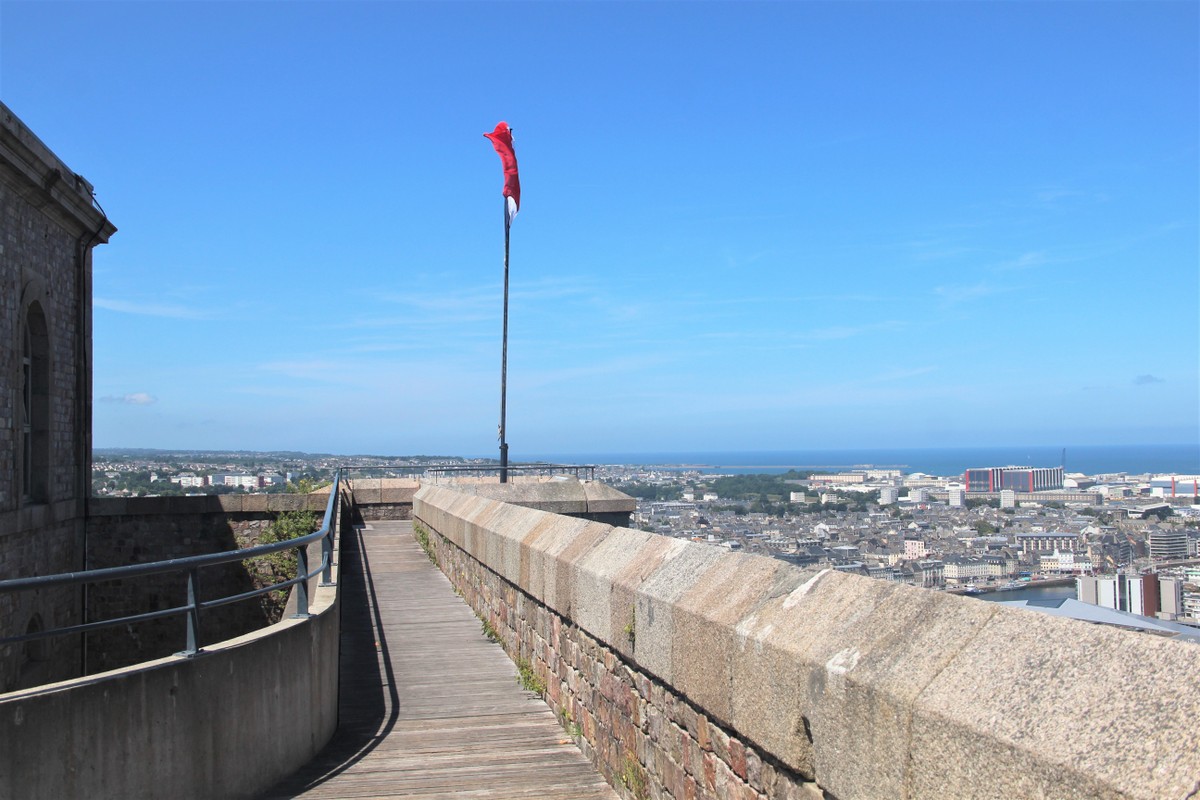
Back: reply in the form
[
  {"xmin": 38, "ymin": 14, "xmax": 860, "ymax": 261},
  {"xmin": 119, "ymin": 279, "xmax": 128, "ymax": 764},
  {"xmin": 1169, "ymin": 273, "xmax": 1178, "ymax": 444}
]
[
  {"xmin": 429, "ymin": 478, "xmax": 635, "ymax": 515},
  {"xmin": 413, "ymin": 485, "xmax": 1200, "ymax": 800}
]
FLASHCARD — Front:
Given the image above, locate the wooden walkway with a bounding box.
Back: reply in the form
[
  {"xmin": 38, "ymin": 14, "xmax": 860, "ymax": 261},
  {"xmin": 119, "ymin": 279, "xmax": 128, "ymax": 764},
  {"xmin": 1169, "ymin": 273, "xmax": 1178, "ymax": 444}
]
[{"xmin": 261, "ymin": 520, "xmax": 618, "ymax": 800}]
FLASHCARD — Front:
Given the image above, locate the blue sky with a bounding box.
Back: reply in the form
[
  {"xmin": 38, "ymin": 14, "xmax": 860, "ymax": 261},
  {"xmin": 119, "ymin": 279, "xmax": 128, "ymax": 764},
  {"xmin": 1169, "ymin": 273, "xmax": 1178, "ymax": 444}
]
[{"xmin": 2, "ymin": 1, "xmax": 1196, "ymax": 457}]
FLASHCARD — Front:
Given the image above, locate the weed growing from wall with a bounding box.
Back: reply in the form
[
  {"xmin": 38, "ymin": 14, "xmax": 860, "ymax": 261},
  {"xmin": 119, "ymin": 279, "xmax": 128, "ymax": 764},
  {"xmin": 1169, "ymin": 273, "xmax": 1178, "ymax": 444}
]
[
  {"xmin": 413, "ymin": 521, "xmax": 437, "ymax": 564},
  {"xmin": 515, "ymin": 657, "xmax": 546, "ymax": 696},
  {"xmin": 620, "ymin": 754, "xmax": 649, "ymax": 800},
  {"xmin": 559, "ymin": 707, "xmax": 581, "ymax": 738},
  {"xmin": 244, "ymin": 510, "xmax": 319, "ymax": 621}
]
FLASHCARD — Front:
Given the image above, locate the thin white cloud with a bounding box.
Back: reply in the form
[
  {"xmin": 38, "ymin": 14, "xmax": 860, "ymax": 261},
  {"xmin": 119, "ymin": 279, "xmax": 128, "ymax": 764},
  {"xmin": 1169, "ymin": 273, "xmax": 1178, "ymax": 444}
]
[
  {"xmin": 934, "ymin": 282, "xmax": 1004, "ymax": 305},
  {"xmin": 803, "ymin": 321, "xmax": 905, "ymax": 341},
  {"xmin": 995, "ymin": 251, "xmax": 1051, "ymax": 271},
  {"xmin": 100, "ymin": 392, "xmax": 157, "ymax": 405},
  {"xmin": 1033, "ymin": 186, "xmax": 1109, "ymax": 209},
  {"xmin": 864, "ymin": 366, "xmax": 938, "ymax": 384},
  {"xmin": 95, "ymin": 297, "xmax": 212, "ymax": 319}
]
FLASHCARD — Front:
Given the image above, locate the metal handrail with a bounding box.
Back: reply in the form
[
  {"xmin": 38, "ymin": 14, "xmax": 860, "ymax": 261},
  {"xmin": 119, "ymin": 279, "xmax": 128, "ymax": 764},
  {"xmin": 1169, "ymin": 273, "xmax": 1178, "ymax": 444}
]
[
  {"xmin": 0, "ymin": 468, "xmax": 346, "ymax": 658},
  {"xmin": 423, "ymin": 463, "xmax": 597, "ymax": 481},
  {"xmin": 341, "ymin": 462, "xmax": 597, "ymax": 483}
]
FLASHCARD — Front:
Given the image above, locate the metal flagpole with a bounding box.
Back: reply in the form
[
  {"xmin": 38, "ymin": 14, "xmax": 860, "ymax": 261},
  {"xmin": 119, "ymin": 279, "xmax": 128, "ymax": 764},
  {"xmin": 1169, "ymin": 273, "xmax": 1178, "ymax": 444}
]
[{"xmin": 499, "ymin": 200, "xmax": 510, "ymax": 483}]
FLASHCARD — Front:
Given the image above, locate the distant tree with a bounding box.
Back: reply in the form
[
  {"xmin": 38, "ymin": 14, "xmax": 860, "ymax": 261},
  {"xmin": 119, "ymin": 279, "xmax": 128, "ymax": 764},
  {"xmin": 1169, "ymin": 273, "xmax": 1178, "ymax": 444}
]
[
  {"xmin": 973, "ymin": 520, "xmax": 997, "ymax": 535},
  {"xmin": 966, "ymin": 497, "xmax": 1000, "ymax": 510}
]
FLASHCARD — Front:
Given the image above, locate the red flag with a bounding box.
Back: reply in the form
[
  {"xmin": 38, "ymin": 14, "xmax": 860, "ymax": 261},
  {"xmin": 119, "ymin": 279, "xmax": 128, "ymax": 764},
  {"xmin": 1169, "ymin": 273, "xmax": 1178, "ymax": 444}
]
[{"xmin": 484, "ymin": 121, "xmax": 520, "ymax": 226}]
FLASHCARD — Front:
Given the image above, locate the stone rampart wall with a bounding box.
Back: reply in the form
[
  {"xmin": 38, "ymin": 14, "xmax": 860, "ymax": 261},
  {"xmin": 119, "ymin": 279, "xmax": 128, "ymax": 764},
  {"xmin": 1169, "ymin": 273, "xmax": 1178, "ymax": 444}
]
[
  {"xmin": 414, "ymin": 485, "xmax": 1200, "ymax": 800},
  {"xmin": 83, "ymin": 494, "xmax": 331, "ymax": 672}
]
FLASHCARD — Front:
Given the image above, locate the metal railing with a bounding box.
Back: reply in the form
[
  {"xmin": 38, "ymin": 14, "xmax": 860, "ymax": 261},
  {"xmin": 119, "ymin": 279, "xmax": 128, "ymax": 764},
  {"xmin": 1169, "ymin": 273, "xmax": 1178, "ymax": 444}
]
[
  {"xmin": 0, "ymin": 469, "xmax": 347, "ymax": 658},
  {"xmin": 423, "ymin": 463, "xmax": 596, "ymax": 482},
  {"xmin": 338, "ymin": 463, "xmax": 597, "ymax": 485}
]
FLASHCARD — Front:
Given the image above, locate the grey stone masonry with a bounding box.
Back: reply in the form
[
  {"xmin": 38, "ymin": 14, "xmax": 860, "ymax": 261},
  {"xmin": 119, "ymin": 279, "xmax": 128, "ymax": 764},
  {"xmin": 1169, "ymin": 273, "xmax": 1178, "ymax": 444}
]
[
  {"xmin": 0, "ymin": 102, "xmax": 114, "ymax": 691},
  {"xmin": 83, "ymin": 494, "xmax": 333, "ymax": 673}
]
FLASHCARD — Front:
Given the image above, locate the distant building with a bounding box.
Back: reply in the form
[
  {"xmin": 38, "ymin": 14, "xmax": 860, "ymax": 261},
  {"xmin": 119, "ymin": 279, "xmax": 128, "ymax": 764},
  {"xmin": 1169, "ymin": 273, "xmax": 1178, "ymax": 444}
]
[
  {"xmin": 914, "ymin": 559, "xmax": 944, "ymax": 588},
  {"xmin": 1038, "ymin": 550, "xmax": 1091, "ymax": 574},
  {"xmin": 943, "ymin": 556, "xmax": 1000, "ymax": 583},
  {"xmin": 209, "ymin": 472, "xmax": 258, "ymax": 489},
  {"xmin": 1160, "ymin": 578, "xmax": 1187, "ymax": 618},
  {"xmin": 170, "ymin": 473, "xmax": 206, "ymax": 488},
  {"xmin": 1149, "ymin": 475, "xmax": 1200, "ymax": 498},
  {"xmin": 1016, "ymin": 532, "xmax": 1079, "ymax": 554},
  {"xmin": 947, "ymin": 487, "xmax": 964, "ymax": 507},
  {"xmin": 965, "ymin": 466, "xmax": 1064, "ymax": 493},
  {"xmin": 809, "ymin": 472, "xmax": 866, "ymax": 485},
  {"xmin": 1078, "ymin": 573, "xmax": 1164, "ymax": 616},
  {"xmin": 879, "ymin": 487, "xmax": 899, "ymax": 505},
  {"xmin": 1000, "ymin": 490, "xmax": 1016, "ymax": 509},
  {"xmin": 1149, "ymin": 529, "xmax": 1188, "ymax": 561},
  {"xmin": 904, "ymin": 538, "xmax": 926, "ymax": 560}
]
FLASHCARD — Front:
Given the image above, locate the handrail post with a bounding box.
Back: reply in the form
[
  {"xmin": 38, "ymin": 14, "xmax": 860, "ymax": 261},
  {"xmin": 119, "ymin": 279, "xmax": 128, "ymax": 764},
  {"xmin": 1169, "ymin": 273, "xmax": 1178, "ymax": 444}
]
[
  {"xmin": 294, "ymin": 543, "xmax": 310, "ymax": 618},
  {"xmin": 320, "ymin": 492, "xmax": 335, "ymax": 587},
  {"xmin": 184, "ymin": 568, "xmax": 201, "ymax": 656}
]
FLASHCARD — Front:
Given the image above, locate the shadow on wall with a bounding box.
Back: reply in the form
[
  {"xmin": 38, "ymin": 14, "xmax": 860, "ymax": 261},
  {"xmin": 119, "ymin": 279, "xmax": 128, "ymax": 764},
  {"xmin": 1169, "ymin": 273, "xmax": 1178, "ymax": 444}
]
[
  {"xmin": 83, "ymin": 502, "xmax": 287, "ymax": 674},
  {"xmin": 259, "ymin": 523, "xmax": 401, "ymax": 796}
]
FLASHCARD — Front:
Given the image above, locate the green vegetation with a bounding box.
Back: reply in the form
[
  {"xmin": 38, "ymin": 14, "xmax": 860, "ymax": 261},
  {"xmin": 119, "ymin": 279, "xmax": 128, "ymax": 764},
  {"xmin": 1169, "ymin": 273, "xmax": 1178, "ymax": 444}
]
[
  {"xmin": 709, "ymin": 472, "xmax": 811, "ymax": 500},
  {"xmin": 559, "ymin": 707, "xmax": 581, "ymax": 738},
  {"xmin": 286, "ymin": 477, "xmax": 320, "ymax": 494},
  {"xmin": 973, "ymin": 520, "xmax": 997, "ymax": 535},
  {"xmin": 413, "ymin": 521, "xmax": 437, "ymax": 563},
  {"xmin": 516, "ymin": 658, "xmax": 546, "ymax": 695},
  {"xmin": 966, "ymin": 497, "xmax": 1001, "ymax": 509},
  {"xmin": 623, "ymin": 607, "xmax": 636, "ymax": 649},
  {"xmin": 481, "ymin": 617, "xmax": 500, "ymax": 643},
  {"xmin": 616, "ymin": 482, "xmax": 683, "ymax": 501},
  {"xmin": 620, "ymin": 754, "xmax": 649, "ymax": 800},
  {"xmin": 244, "ymin": 510, "xmax": 319, "ymax": 619}
]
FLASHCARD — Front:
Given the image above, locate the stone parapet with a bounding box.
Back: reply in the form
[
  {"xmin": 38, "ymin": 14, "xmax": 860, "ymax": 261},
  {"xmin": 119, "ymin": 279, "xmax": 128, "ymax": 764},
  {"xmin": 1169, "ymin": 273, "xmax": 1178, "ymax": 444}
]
[
  {"xmin": 414, "ymin": 485, "xmax": 1200, "ymax": 800},
  {"xmin": 88, "ymin": 493, "xmax": 329, "ymax": 516},
  {"xmin": 434, "ymin": 478, "xmax": 635, "ymax": 526},
  {"xmin": 83, "ymin": 493, "xmax": 337, "ymax": 672}
]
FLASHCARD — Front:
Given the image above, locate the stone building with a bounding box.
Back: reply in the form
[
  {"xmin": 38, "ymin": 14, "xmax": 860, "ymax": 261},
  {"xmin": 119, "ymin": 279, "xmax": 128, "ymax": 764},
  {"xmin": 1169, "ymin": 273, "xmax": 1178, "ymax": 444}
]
[{"xmin": 0, "ymin": 102, "xmax": 114, "ymax": 690}]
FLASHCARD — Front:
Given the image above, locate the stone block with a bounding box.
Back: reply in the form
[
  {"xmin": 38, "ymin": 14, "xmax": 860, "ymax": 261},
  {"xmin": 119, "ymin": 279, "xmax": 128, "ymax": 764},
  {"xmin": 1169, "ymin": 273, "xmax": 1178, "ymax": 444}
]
[
  {"xmin": 567, "ymin": 526, "xmax": 650, "ymax": 646},
  {"xmin": 909, "ymin": 603, "xmax": 1200, "ymax": 799},
  {"xmin": 520, "ymin": 513, "xmax": 595, "ymax": 609},
  {"xmin": 730, "ymin": 569, "xmax": 1000, "ymax": 794},
  {"xmin": 671, "ymin": 553, "xmax": 807, "ymax": 727},
  {"xmin": 634, "ymin": 542, "xmax": 725, "ymax": 688},
  {"xmin": 582, "ymin": 481, "xmax": 638, "ymax": 514},
  {"xmin": 240, "ymin": 494, "xmax": 268, "ymax": 513}
]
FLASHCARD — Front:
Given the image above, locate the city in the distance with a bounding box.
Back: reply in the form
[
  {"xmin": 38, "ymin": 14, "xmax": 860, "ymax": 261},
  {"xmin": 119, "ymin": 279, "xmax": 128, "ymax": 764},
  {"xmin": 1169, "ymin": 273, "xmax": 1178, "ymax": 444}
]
[{"xmin": 94, "ymin": 441, "xmax": 1200, "ymax": 641}]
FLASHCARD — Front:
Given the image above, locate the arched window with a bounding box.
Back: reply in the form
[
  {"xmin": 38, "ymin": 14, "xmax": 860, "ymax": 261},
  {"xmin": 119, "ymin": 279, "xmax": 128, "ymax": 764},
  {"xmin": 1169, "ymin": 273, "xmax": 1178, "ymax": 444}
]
[{"xmin": 21, "ymin": 302, "xmax": 49, "ymax": 504}]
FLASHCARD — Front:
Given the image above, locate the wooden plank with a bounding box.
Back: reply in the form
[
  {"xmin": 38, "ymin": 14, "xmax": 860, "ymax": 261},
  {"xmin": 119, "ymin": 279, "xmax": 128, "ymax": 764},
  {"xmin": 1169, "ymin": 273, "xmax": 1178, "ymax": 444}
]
[{"xmin": 260, "ymin": 520, "xmax": 618, "ymax": 800}]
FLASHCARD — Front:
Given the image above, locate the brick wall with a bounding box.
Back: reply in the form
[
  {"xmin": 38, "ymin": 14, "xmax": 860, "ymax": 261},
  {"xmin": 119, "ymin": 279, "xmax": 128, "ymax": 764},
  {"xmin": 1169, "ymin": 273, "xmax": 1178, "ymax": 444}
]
[{"xmin": 423, "ymin": 520, "xmax": 824, "ymax": 800}]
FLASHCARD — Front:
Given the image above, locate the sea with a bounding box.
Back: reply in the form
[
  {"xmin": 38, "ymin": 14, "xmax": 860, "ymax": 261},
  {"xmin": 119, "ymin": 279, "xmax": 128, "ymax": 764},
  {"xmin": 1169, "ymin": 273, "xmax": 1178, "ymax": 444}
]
[
  {"xmin": 976, "ymin": 583, "xmax": 1077, "ymax": 603},
  {"xmin": 524, "ymin": 444, "xmax": 1199, "ymax": 477}
]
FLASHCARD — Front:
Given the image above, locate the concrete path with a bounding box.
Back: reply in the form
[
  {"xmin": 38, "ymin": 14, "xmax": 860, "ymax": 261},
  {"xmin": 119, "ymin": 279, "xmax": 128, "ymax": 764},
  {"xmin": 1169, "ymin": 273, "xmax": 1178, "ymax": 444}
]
[{"xmin": 261, "ymin": 520, "xmax": 617, "ymax": 800}]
